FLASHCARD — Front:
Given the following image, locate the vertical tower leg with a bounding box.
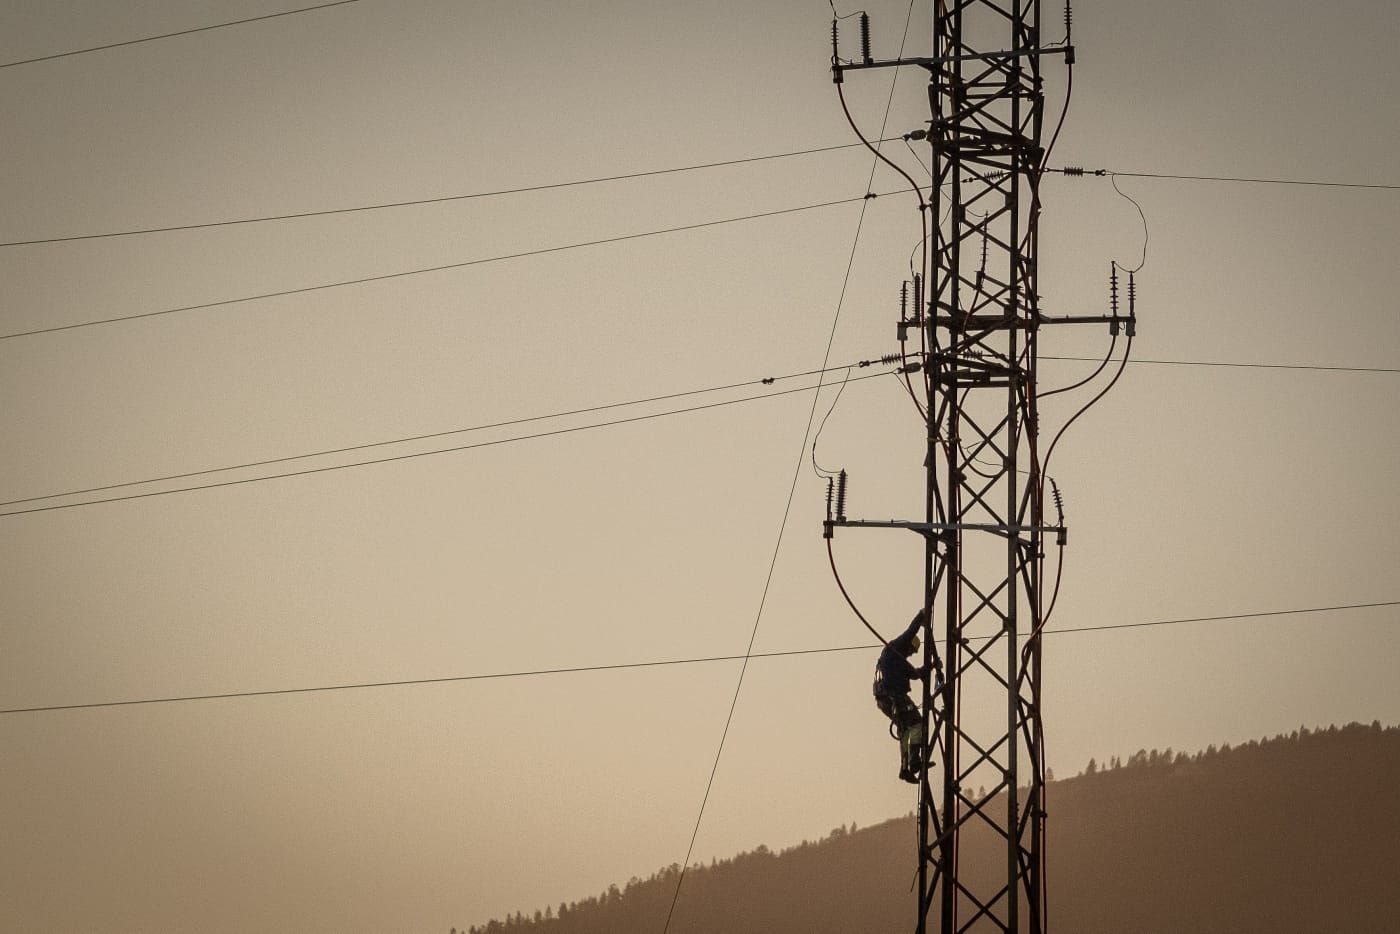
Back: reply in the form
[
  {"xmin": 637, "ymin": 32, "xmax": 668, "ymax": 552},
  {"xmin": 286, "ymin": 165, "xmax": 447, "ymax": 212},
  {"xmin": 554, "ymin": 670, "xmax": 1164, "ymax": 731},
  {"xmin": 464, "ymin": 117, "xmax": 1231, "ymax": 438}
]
[{"xmin": 922, "ymin": 2, "xmax": 1046, "ymax": 931}]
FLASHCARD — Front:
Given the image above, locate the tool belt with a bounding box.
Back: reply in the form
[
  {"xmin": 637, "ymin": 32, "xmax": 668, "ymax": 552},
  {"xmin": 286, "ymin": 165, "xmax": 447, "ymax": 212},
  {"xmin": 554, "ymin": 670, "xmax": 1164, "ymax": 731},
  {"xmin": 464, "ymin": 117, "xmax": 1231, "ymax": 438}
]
[{"xmin": 875, "ymin": 692, "xmax": 920, "ymax": 730}]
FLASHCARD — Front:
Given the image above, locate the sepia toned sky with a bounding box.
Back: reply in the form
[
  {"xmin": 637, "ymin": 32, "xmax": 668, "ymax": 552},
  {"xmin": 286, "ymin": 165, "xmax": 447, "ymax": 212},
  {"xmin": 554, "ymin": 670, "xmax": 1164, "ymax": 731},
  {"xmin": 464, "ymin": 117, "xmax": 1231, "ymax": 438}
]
[{"xmin": 2, "ymin": 1, "xmax": 1397, "ymax": 932}]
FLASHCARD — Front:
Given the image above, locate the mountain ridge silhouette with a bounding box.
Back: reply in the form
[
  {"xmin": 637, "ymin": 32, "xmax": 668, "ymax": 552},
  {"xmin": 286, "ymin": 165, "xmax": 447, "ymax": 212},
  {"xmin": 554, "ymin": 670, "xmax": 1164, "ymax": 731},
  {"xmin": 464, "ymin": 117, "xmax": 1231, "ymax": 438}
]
[{"xmin": 459, "ymin": 721, "xmax": 1400, "ymax": 933}]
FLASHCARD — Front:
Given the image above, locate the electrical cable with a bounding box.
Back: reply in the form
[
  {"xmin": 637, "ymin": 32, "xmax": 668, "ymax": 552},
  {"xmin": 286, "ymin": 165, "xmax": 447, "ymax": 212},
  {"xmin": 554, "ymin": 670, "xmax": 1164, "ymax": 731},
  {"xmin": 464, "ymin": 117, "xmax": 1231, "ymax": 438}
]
[
  {"xmin": 833, "ymin": 3, "xmax": 933, "ymax": 418},
  {"xmin": 1038, "ymin": 60, "xmax": 1073, "ymax": 176},
  {"xmin": 657, "ymin": 225, "xmax": 869, "ymax": 934},
  {"xmin": 0, "ymin": 370, "xmax": 893, "ymax": 519},
  {"xmin": 1050, "ymin": 167, "xmax": 1400, "ymax": 191},
  {"xmin": 1040, "ymin": 334, "xmax": 1133, "ymax": 509},
  {"xmin": 827, "ymin": 537, "xmax": 886, "ymax": 645},
  {"xmin": 820, "ymin": 0, "xmax": 924, "ymax": 640},
  {"xmin": 1039, "ymin": 333, "xmax": 1117, "ymax": 399},
  {"xmin": 2, "ymin": 599, "xmax": 1393, "ymax": 715},
  {"xmin": 907, "ymin": 231, "xmax": 929, "ymax": 281},
  {"xmin": 833, "ymin": 78, "xmax": 926, "ymax": 213},
  {"xmin": 957, "ymin": 436, "xmax": 1052, "ymax": 486},
  {"xmin": 0, "ymin": 0, "xmax": 365, "ymax": 70},
  {"xmin": 1043, "ymin": 601, "xmax": 1400, "ymax": 636},
  {"xmin": 9, "ymin": 345, "xmax": 1381, "ymax": 517},
  {"xmin": 835, "ymin": 68, "xmax": 929, "ymax": 422},
  {"xmin": 828, "ymin": 1, "xmax": 867, "ymax": 23},
  {"xmin": 1039, "ymin": 157, "xmax": 1146, "ymax": 500},
  {"xmin": 813, "ymin": 25, "xmax": 930, "ymax": 477},
  {"xmin": 903, "ymin": 138, "xmax": 933, "ymax": 178},
  {"xmin": 810, "ymin": 366, "xmax": 855, "ymax": 479},
  {"xmin": 0, "ymin": 643, "xmax": 893, "ymax": 716},
  {"xmin": 1110, "ymin": 175, "xmax": 1149, "ymax": 273},
  {"xmin": 1043, "ymin": 355, "xmax": 1399, "ymax": 374},
  {"xmin": 0, "ymin": 192, "xmax": 895, "ymax": 342},
  {"xmin": 1034, "ymin": 30, "xmax": 1075, "ymax": 918},
  {"xmin": 662, "ymin": 11, "xmax": 919, "ymax": 930},
  {"xmin": 1037, "ymin": 90, "xmax": 1144, "ymax": 651},
  {"xmin": 2, "ymin": 357, "xmax": 893, "ymax": 509},
  {"xmin": 1030, "ymin": 333, "xmax": 1134, "ymax": 688},
  {"xmin": 0, "ymin": 139, "xmax": 902, "ymax": 249}
]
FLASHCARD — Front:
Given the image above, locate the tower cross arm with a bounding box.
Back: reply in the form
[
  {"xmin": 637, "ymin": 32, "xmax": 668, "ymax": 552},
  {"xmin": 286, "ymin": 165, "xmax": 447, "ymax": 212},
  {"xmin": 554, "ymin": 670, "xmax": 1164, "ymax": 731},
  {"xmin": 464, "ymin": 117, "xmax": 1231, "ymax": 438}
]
[{"xmin": 835, "ymin": 46, "xmax": 1071, "ymax": 75}]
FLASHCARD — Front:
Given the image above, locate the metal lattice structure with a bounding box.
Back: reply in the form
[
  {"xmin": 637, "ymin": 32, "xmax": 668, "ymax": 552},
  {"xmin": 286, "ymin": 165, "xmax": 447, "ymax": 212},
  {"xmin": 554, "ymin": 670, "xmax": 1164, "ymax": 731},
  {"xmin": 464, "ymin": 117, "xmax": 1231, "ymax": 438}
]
[{"xmin": 827, "ymin": 2, "xmax": 1130, "ymax": 930}]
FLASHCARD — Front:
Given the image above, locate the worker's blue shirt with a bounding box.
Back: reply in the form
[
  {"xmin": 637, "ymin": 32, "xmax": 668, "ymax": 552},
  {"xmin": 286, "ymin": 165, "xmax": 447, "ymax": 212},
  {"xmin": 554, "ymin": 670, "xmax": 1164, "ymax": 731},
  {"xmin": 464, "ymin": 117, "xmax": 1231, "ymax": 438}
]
[{"xmin": 873, "ymin": 615, "xmax": 923, "ymax": 698}]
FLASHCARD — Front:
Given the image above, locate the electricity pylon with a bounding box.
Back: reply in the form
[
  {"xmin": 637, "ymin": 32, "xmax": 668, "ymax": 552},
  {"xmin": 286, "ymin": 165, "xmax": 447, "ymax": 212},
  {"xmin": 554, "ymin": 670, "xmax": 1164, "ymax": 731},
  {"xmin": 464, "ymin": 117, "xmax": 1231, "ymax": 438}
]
[{"xmin": 827, "ymin": 4, "xmax": 1132, "ymax": 931}]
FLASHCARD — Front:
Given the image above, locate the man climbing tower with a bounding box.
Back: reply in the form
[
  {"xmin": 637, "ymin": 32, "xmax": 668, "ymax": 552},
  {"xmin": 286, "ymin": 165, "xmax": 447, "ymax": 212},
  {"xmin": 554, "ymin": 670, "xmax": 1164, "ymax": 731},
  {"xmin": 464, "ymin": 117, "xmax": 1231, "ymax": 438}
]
[{"xmin": 873, "ymin": 608, "xmax": 936, "ymax": 784}]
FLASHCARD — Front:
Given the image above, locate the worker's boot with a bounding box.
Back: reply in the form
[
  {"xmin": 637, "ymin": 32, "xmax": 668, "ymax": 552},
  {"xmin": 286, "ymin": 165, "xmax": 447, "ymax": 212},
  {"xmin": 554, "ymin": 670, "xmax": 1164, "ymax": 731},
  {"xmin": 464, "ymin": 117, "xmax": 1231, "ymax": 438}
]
[{"xmin": 899, "ymin": 741, "xmax": 917, "ymax": 784}]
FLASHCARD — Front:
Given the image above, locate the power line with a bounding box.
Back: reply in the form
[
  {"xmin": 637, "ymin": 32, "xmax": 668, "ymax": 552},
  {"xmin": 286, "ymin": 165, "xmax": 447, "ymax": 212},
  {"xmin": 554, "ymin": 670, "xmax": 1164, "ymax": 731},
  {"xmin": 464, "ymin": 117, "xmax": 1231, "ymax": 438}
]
[
  {"xmin": 0, "ymin": 192, "xmax": 891, "ymax": 342},
  {"xmin": 0, "ymin": 645, "xmax": 867, "ymax": 715},
  {"xmin": 3, "ymin": 600, "xmax": 1392, "ymax": 715},
  {"xmin": 1050, "ymin": 166, "xmax": 1400, "ymax": 192},
  {"xmin": 0, "ymin": 140, "xmax": 897, "ymax": 248},
  {"xmin": 2, "ymin": 148, "xmax": 1384, "ymax": 250},
  {"xmin": 1039, "ymin": 601, "xmax": 1400, "ymax": 637},
  {"xmin": 0, "ymin": 1, "xmax": 365, "ymax": 70},
  {"xmin": 659, "ymin": 145, "xmax": 868, "ymax": 934},
  {"xmin": 1108, "ymin": 169, "xmax": 1400, "ymax": 191},
  {"xmin": 4, "ymin": 348, "xmax": 1388, "ymax": 512},
  {"xmin": 4, "ymin": 151, "xmax": 1384, "ymax": 248},
  {"xmin": 0, "ymin": 358, "xmax": 892, "ymax": 509},
  {"xmin": 661, "ymin": 9, "xmax": 920, "ymax": 930},
  {"xmin": 7, "ymin": 183, "xmax": 1396, "ymax": 345},
  {"xmin": 1043, "ymin": 354, "xmax": 1399, "ymax": 374},
  {"xmin": 0, "ymin": 370, "xmax": 893, "ymax": 519}
]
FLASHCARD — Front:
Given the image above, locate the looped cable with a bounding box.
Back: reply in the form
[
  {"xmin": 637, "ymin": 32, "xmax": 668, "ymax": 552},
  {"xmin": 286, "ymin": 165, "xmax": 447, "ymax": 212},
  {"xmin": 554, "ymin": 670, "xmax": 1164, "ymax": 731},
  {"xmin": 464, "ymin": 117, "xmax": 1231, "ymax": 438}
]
[
  {"xmin": 811, "ymin": 366, "xmax": 854, "ymax": 479},
  {"xmin": 1109, "ymin": 174, "xmax": 1150, "ymax": 273},
  {"xmin": 827, "ymin": 537, "xmax": 887, "ymax": 646}
]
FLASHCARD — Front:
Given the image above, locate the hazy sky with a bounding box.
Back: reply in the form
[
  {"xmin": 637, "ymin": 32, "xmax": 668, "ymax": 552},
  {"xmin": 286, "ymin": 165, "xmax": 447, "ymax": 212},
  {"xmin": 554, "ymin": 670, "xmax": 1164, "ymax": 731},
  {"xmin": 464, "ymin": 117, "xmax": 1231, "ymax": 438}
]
[{"xmin": 2, "ymin": 1, "xmax": 1397, "ymax": 932}]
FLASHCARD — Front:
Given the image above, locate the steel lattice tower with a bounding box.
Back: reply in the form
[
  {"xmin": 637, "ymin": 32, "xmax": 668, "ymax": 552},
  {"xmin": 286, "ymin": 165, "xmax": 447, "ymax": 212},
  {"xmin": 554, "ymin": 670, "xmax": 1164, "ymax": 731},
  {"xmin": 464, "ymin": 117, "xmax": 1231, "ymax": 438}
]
[{"xmin": 827, "ymin": 2, "xmax": 1128, "ymax": 930}]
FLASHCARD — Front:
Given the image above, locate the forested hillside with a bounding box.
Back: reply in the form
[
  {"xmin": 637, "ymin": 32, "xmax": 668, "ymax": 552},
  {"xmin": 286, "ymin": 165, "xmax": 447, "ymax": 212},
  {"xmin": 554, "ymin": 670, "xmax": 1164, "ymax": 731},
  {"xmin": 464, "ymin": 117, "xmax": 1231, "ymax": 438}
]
[{"xmin": 457, "ymin": 722, "xmax": 1400, "ymax": 933}]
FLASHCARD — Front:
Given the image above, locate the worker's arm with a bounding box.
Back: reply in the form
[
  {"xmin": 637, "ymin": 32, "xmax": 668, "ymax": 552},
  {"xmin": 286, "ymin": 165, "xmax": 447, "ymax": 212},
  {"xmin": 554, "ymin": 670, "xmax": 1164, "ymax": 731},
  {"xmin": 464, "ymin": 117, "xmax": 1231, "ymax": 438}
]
[{"xmin": 897, "ymin": 610, "xmax": 926, "ymax": 645}]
